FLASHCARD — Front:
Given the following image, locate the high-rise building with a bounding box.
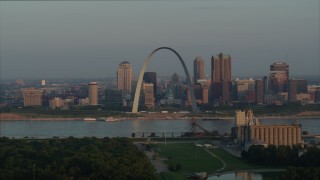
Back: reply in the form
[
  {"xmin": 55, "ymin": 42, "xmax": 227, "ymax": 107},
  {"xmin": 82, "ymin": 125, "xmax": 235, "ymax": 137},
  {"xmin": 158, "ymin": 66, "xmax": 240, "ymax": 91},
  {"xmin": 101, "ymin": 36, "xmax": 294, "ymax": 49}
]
[
  {"xmin": 234, "ymin": 78, "xmax": 255, "ymax": 102},
  {"xmin": 263, "ymin": 76, "xmax": 268, "ymax": 95},
  {"xmin": 171, "ymin": 73, "xmax": 184, "ymax": 99},
  {"xmin": 143, "ymin": 82, "xmax": 154, "ymax": 108},
  {"xmin": 288, "ymin": 79, "xmax": 297, "ymax": 103},
  {"xmin": 210, "ymin": 53, "xmax": 232, "ymax": 104},
  {"xmin": 211, "ymin": 53, "xmax": 232, "ymax": 82},
  {"xmin": 193, "ymin": 57, "xmax": 205, "ymax": 83},
  {"xmin": 22, "ymin": 88, "xmax": 42, "ymax": 107},
  {"xmin": 143, "ymin": 72, "xmax": 157, "ymax": 99},
  {"xmin": 88, "ymin": 82, "xmax": 98, "ymax": 105},
  {"xmin": 117, "ymin": 61, "xmax": 133, "ymax": 95},
  {"xmin": 269, "ymin": 62, "xmax": 289, "ymax": 93}
]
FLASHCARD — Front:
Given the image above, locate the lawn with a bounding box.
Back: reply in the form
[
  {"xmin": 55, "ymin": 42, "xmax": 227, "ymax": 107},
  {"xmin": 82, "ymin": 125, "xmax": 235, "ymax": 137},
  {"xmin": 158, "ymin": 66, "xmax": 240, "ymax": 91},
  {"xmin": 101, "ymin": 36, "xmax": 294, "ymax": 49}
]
[
  {"xmin": 152, "ymin": 143, "xmax": 223, "ymax": 173},
  {"xmin": 209, "ymin": 148, "xmax": 254, "ymax": 171}
]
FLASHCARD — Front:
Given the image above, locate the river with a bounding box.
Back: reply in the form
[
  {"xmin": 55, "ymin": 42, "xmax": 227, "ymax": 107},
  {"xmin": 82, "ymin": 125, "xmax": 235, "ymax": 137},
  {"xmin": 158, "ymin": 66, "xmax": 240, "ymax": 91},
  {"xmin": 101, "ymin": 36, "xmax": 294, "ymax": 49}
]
[{"xmin": 0, "ymin": 118, "xmax": 319, "ymax": 138}]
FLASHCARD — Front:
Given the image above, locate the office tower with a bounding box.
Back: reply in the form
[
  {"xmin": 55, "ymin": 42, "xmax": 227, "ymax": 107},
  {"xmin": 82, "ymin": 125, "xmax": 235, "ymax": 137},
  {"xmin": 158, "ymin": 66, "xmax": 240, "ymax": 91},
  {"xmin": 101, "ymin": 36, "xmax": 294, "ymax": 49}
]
[
  {"xmin": 170, "ymin": 73, "xmax": 183, "ymax": 99},
  {"xmin": 117, "ymin": 61, "xmax": 133, "ymax": 95},
  {"xmin": 269, "ymin": 62, "xmax": 289, "ymax": 93},
  {"xmin": 234, "ymin": 79, "xmax": 255, "ymax": 102},
  {"xmin": 255, "ymin": 79, "xmax": 263, "ymax": 104},
  {"xmin": 211, "ymin": 53, "xmax": 232, "ymax": 82},
  {"xmin": 143, "ymin": 82, "xmax": 154, "ymax": 108},
  {"xmin": 263, "ymin": 76, "xmax": 268, "ymax": 94},
  {"xmin": 22, "ymin": 88, "xmax": 42, "ymax": 107},
  {"xmin": 171, "ymin": 73, "xmax": 184, "ymax": 99},
  {"xmin": 288, "ymin": 79, "xmax": 297, "ymax": 102},
  {"xmin": 193, "ymin": 56, "xmax": 205, "ymax": 83},
  {"xmin": 88, "ymin": 82, "xmax": 98, "ymax": 105},
  {"xmin": 143, "ymin": 72, "xmax": 157, "ymax": 99},
  {"xmin": 105, "ymin": 89, "xmax": 123, "ymax": 108},
  {"xmin": 210, "ymin": 53, "xmax": 232, "ymax": 104},
  {"xmin": 270, "ymin": 62, "xmax": 289, "ymax": 77}
]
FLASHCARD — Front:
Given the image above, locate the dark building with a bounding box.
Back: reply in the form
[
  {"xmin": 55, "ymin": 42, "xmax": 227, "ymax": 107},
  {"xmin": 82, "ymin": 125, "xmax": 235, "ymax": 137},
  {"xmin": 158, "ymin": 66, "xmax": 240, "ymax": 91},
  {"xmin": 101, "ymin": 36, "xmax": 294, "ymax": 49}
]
[
  {"xmin": 105, "ymin": 89, "xmax": 123, "ymax": 109},
  {"xmin": 296, "ymin": 79, "xmax": 308, "ymax": 93},
  {"xmin": 171, "ymin": 73, "xmax": 184, "ymax": 99},
  {"xmin": 315, "ymin": 91, "xmax": 320, "ymax": 103},
  {"xmin": 263, "ymin": 76, "xmax": 268, "ymax": 94},
  {"xmin": 143, "ymin": 72, "xmax": 157, "ymax": 99},
  {"xmin": 193, "ymin": 83, "xmax": 203, "ymax": 100},
  {"xmin": 210, "ymin": 81, "xmax": 232, "ymax": 104},
  {"xmin": 193, "ymin": 57, "xmax": 205, "ymax": 83},
  {"xmin": 255, "ymin": 79, "xmax": 263, "ymax": 104},
  {"xmin": 288, "ymin": 79, "xmax": 297, "ymax": 102}
]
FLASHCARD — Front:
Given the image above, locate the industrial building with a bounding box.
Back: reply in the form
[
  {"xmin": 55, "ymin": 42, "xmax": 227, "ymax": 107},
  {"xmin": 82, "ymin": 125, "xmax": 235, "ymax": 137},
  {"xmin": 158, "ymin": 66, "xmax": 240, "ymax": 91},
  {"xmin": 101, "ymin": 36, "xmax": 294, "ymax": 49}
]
[{"xmin": 233, "ymin": 109, "xmax": 302, "ymax": 150}]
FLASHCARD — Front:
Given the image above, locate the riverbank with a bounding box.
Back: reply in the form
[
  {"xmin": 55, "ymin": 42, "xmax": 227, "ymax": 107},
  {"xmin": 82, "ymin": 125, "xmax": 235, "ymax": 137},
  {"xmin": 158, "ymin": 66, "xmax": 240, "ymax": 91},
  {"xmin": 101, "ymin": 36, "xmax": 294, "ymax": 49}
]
[{"xmin": 1, "ymin": 112, "xmax": 320, "ymax": 121}]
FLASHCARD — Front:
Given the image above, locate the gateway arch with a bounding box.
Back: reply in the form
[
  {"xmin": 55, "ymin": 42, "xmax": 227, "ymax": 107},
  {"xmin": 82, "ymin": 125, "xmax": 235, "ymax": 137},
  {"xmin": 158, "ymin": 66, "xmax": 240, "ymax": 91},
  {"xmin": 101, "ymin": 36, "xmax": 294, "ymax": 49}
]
[{"xmin": 132, "ymin": 47, "xmax": 197, "ymax": 113}]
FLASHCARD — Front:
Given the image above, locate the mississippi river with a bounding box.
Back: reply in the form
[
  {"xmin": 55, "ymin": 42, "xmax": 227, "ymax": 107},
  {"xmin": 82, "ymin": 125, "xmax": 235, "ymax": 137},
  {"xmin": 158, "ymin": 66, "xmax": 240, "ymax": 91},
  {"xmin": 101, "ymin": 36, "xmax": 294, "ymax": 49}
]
[{"xmin": 0, "ymin": 118, "xmax": 319, "ymax": 138}]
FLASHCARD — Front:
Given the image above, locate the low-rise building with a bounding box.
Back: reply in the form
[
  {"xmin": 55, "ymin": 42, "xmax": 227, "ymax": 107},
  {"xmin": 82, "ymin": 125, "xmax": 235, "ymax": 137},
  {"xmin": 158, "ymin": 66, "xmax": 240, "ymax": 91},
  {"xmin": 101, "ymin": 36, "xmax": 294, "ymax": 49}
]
[{"xmin": 233, "ymin": 109, "xmax": 302, "ymax": 150}]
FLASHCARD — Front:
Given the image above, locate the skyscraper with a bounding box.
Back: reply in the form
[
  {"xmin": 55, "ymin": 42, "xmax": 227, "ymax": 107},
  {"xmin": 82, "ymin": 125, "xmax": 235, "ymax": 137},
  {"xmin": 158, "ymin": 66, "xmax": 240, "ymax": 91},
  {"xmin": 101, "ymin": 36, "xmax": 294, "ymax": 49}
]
[
  {"xmin": 288, "ymin": 79, "xmax": 297, "ymax": 103},
  {"xmin": 210, "ymin": 53, "xmax": 232, "ymax": 104},
  {"xmin": 143, "ymin": 72, "xmax": 157, "ymax": 99},
  {"xmin": 171, "ymin": 73, "xmax": 183, "ymax": 99},
  {"xmin": 88, "ymin": 82, "xmax": 98, "ymax": 105},
  {"xmin": 143, "ymin": 82, "xmax": 154, "ymax": 108},
  {"xmin": 211, "ymin": 53, "xmax": 232, "ymax": 83},
  {"xmin": 117, "ymin": 61, "xmax": 133, "ymax": 96},
  {"xmin": 269, "ymin": 62, "xmax": 289, "ymax": 93},
  {"xmin": 193, "ymin": 56, "xmax": 205, "ymax": 83}
]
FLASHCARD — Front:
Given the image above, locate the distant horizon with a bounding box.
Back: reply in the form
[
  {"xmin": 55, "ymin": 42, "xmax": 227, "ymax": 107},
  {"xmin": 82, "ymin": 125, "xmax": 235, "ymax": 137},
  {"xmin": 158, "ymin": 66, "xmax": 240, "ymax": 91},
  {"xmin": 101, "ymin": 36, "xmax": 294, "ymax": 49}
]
[{"xmin": 1, "ymin": 74, "xmax": 319, "ymax": 82}]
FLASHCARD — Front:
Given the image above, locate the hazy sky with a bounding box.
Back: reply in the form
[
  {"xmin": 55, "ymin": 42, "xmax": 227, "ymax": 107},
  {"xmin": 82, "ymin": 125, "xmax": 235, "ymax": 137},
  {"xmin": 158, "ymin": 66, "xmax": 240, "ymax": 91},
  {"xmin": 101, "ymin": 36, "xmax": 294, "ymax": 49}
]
[{"xmin": 0, "ymin": 0, "xmax": 319, "ymax": 79}]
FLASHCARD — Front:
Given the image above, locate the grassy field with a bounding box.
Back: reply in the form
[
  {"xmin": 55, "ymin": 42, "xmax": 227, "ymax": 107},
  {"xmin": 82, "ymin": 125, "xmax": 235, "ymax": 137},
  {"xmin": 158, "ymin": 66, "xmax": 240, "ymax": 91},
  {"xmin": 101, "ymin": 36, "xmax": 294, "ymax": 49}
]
[
  {"xmin": 152, "ymin": 143, "xmax": 223, "ymax": 173},
  {"xmin": 152, "ymin": 143, "xmax": 286, "ymax": 180},
  {"xmin": 209, "ymin": 148, "xmax": 254, "ymax": 171}
]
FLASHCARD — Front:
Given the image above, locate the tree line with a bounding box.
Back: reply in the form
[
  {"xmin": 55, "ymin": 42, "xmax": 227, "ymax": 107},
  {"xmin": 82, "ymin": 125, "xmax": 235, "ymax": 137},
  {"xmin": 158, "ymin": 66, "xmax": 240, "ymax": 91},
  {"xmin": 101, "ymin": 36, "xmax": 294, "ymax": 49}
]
[
  {"xmin": 241, "ymin": 145, "xmax": 320, "ymax": 167},
  {"xmin": 0, "ymin": 137, "xmax": 155, "ymax": 180},
  {"xmin": 242, "ymin": 145, "xmax": 320, "ymax": 179}
]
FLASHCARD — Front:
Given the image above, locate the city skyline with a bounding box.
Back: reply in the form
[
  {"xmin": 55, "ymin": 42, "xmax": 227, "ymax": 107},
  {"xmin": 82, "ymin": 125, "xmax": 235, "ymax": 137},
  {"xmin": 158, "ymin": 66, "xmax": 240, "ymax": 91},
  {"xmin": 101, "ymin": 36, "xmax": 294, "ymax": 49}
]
[{"xmin": 0, "ymin": 0, "xmax": 319, "ymax": 79}]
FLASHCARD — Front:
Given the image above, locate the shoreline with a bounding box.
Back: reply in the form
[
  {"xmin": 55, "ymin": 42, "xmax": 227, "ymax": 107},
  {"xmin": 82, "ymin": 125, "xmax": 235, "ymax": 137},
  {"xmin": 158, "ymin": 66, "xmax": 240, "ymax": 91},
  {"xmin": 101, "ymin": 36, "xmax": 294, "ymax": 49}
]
[{"xmin": 1, "ymin": 113, "xmax": 319, "ymax": 121}]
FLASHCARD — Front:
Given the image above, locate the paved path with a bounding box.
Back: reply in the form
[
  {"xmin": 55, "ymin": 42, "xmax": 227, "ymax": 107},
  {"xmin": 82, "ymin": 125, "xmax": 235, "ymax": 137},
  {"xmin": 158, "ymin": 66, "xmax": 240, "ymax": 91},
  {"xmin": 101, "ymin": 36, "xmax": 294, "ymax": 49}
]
[{"xmin": 202, "ymin": 148, "xmax": 226, "ymax": 172}]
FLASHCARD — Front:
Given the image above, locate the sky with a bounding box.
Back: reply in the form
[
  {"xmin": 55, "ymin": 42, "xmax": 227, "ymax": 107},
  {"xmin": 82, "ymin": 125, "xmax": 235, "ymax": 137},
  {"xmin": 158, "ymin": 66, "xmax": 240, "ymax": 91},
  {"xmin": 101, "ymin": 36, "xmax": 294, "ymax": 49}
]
[{"xmin": 0, "ymin": 0, "xmax": 319, "ymax": 80}]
